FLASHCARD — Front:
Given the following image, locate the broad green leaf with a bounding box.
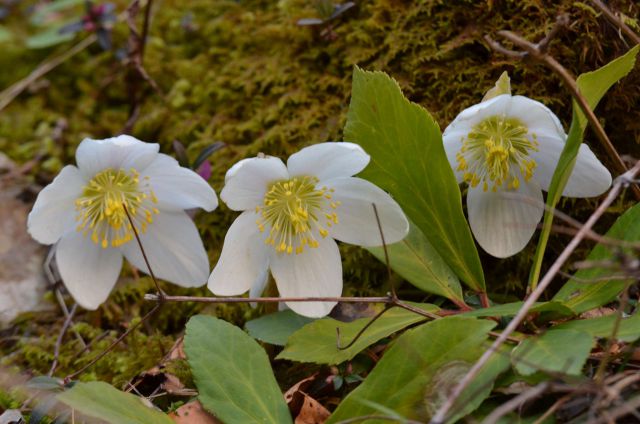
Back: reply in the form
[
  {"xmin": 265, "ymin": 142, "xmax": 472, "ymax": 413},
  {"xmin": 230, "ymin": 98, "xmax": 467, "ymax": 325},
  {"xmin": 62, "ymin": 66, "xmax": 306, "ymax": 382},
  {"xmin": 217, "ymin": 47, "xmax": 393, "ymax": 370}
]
[
  {"xmin": 26, "ymin": 27, "xmax": 75, "ymax": 49},
  {"xmin": 185, "ymin": 315, "xmax": 292, "ymax": 424},
  {"xmin": 553, "ymin": 203, "xmax": 640, "ymax": 314},
  {"xmin": 327, "ymin": 317, "xmax": 500, "ymax": 423},
  {"xmin": 277, "ymin": 304, "xmax": 438, "ymax": 364},
  {"xmin": 345, "ymin": 67, "xmax": 484, "ymax": 291},
  {"xmin": 57, "ymin": 381, "xmax": 173, "ymax": 424},
  {"xmin": 482, "ymin": 71, "xmax": 511, "ymax": 102},
  {"xmin": 245, "ymin": 310, "xmax": 314, "ymax": 346},
  {"xmin": 367, "ymin": 221, "xmax": 464, "ymax": 303},
  {"xmin": 553, "ymin": 313, "xmax": 640, "ymax": 342},
  {"xmin": 462, "ymin": 301, "xmax": 572, "ymax": 318},
  {"xmin": 529, "ymin": 46, "xmax": 639, "ymax": 287},
  {"xmin": 511, "ymin": 330, "xmax": 593, "ymax": 376}
]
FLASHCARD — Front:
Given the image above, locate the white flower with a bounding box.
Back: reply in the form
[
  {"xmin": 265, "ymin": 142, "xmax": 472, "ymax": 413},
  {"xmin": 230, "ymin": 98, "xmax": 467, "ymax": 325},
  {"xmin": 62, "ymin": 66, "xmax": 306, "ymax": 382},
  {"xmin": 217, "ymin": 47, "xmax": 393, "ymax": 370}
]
[
  {"xmin": 28, "ymin": 135, "xmax": 218, "ymax": 309},
  {"xmin": 207, "ymin": 142, "xmax": 409, "ymax": 317},
  {"xmin": 443, "ymin": 94, "xmax": 612, "ymax": 258}
]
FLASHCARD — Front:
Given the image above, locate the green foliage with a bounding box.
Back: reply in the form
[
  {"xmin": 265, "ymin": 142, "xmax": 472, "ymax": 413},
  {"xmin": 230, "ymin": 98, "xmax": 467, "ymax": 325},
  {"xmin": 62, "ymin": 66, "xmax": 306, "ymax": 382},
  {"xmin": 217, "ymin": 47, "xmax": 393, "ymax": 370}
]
[
  {"xmin": 277, "ymin": 304, "xmax": 437, "ymax": 365},
  {"xmin": 554, "ymin": 203, "xmax": 640, "ymax": 313},
  {"xmin": 184, "ymin": 315, "xmax": 292, "ymax": 424},
  {"xmin": 327, "ymin": 316, "xmax": 501, "ymax": 423},
  {"xmin": 367, "ymin": 221, "xmax": 464, "ymax": 304},
  {"xmin": 462, "ymin": 301, "xmax": 573, "ymax": 318},
  {"xmin": 553, "ymin": 313, "xmax": 640, "ymax": 342},
  {"xmin": 511, "ymin": 330, "xmax": 593, "ymax": 376},
  {"xmin": 245, "ymin": 309, "xmax": 314, "ymax": 346},
  {"xmin": 57, "ymin": 381, "xmax": 173, "ymax": 424},
  {"xmin": 345, "ymin": 67, "xmax": 484, "ymax": 292},
  {"xmin": 529, "ymin": 45, "xmax": 640, "ymax": 287}
]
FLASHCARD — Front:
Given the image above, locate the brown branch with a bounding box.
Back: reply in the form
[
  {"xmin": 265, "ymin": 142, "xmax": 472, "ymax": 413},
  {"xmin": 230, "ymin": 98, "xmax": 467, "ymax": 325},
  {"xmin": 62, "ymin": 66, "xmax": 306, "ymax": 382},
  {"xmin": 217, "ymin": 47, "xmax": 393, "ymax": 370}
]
[
  {"xmin": 589, "ymin": 0, "xmax": 640, "ymax": 45},
  {"xmin": 63, "ymin": 304, "xmax": 161, "ymax": 383},
  {"xmin": 48, "ymin": 304, "xmax": 78, "ymax": 377},
  {"xmin": 487, "ymin": 15, "xmax": 640, "ymax": 200},
  {"xmin": 483, "ymin": 382, "xmax": 550, "ymax": 424},
  {"xmin": 429, "ymin": 160, "xmax": 640, "ymax": 424},
  {"xmin": 122, "ymin": 203, "xmax": 165, "ymax": 298}
]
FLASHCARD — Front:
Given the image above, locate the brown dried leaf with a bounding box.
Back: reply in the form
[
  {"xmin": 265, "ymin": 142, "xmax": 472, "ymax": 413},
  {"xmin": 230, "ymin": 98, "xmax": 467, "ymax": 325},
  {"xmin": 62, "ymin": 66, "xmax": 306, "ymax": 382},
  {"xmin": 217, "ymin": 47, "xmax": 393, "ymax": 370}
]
[
  {"xmin": 169, "ymin": 401, "xmax": 221, "ymax": 424},
  {"xmin": 295, "ymin": 394, "xmax": 330, "ymax": 424}
]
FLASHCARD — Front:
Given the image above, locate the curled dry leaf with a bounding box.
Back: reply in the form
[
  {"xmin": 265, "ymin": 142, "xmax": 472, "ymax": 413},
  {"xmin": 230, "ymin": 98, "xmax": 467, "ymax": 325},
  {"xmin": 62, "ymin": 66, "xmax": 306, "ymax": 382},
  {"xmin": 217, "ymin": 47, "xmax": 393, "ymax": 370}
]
[
  {"xmin": 169, "ymin": 401, "xmax": 221, "ymax": 424},
  {"xmin": 285, "ymin": 373, "xmax": 330, "ymax": 424}
]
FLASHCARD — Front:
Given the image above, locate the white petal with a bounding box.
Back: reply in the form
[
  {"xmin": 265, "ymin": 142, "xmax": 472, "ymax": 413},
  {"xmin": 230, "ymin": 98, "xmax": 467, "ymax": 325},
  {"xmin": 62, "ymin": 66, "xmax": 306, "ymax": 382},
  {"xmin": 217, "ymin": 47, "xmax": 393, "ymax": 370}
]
[
  {"xmin": 270, "ymin": 237, "xmax": 342, "ymax": 318},
  {"xmin": 208, "ymin": 211, "xmax": 270, "ymax": 295},
  {"xmin": 442, "ymin": 132, "xmax": 465, "ymax": 183},
  {"xmin": 564, "ymin": 144, "xmax": 612, "ymax": 197},
  {"xmin": 221, "ymin": 157, "xmax": 289, "ymax": 211},
  {"xmin": 142, "ymin": 153, "xmax": 218, "ymax": 212},
  {"xmin": 28, "ymin": 165, "xmax": 85, "ymax": 245},
  {"xmin": 324, "ymin": 177, "xmax": 409, "ymax": 246},
  {"xmin": 56, "ymin": 231, "xmax": 123, "ymax": 310},
  {"xmin": 287, "ymin": 142, "xmax": 370, "ymax": 181},
  {"xmin": 531, "ymin": 135, "xmax": 612, "ymax": 196},
  {"xmin": 75, "ymin": 135, "xmax": 159, "ymax": 178},
  {"xmin": 467, "ymin": 180, "xmax": 544, "ymax": 258},
  {"xmin": 443, "ymin": 94, "xmax": 510, "ymax": 138},
  {"xmin": 121, "ymin": 211, "xmax": 209, "ymax": 287},
  {"xmin": 508, "ymin": 95, "xmax": 566, "ymax": 139}
]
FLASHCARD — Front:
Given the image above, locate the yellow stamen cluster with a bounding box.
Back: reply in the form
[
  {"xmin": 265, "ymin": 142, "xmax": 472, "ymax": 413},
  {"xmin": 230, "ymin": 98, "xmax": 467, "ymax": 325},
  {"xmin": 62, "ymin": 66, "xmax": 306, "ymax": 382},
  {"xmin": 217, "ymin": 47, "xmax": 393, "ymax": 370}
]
[
  {"xmin": 256, "ymin": 176, "xmax": 340, "ymax": 255},
  {"xmin": 456, "ymin": 115, "xmax": 538, "ymax": 192},
  {"xmin": 75, "ymin": 168, "xmax": 159, "ymax": 248}
]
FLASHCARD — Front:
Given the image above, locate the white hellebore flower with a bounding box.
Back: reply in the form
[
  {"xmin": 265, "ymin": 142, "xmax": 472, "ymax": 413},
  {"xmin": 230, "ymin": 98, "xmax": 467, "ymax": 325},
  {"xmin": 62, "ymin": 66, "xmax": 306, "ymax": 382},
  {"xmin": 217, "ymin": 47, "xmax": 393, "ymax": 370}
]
[
  {"xmin": 208, "ymin": 142, "xmax": 409, "ymax": 318},
  {"xmin": 28, "ymin": 135, "xmax": 218, "ymax": 309},
  {"xmin": 443, "ymin": 94, "xmax": 612, "ymax": 258}
]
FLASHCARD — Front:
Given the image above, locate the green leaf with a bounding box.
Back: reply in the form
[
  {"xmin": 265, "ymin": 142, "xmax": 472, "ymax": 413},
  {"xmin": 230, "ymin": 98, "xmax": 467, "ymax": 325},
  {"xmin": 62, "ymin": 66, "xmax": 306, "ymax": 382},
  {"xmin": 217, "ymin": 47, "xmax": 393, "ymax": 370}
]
[
  {"xmin": 553, "ymin": 313, "xmax": 640, "ymax": 342},
  {"xmin": 462, "ymin": 301, "xmax": 572, "ymax": 318},
  {"xmin": 327, "ymin": 317, "xmax": 501, "ymax": 423},
  {"xmin": 367, "ymin": 221, "xmax": 464, "ymax": 303},
  {"xmin": 553, "ymin": 203, "xmax": 640, "ymax": 314},
  {"xmin": 511, "ymin": 330, "xmax": 593, "ymax": 376},
  {"xmin": 185, "ymin": 315, "xmax": 292, "ymax": 424},
  {"xmin": 482, "ymin": 71, "xmax": 511, "ymax": 102},
  {"xmin": 345, "ymin": 67, "xmax": 484, "ymax": 291},
  {"xmin": 277, "ymin": 304, "xmax": 438, "ymax": 364},
  {"xmin": 0, "ymin": 26, "xmax": 13, "ymax": 44},
  {"xmin": 245, "ymin": 310, "xmax": 314, "ymax": 346},
  {"xmin": 529, "ymin": 46, "xmax": 639, "ymax": 287},
  {"xmin": 57, "ymin": 381, "xmax": 173, "ymax": 424},
  {"xmin": 26, "ymin": 27, "xmax": 75, "ymax": 49},
  {"xmin": 30, "ymin": 0, "xmax": 85, "ymax": 26}
]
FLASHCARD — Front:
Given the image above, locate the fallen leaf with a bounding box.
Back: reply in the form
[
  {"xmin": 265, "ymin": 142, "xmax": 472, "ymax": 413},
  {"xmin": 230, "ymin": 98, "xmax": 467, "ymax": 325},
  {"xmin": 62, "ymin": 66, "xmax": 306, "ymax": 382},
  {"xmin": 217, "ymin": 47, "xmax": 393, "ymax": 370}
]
[
  {"xmin": 295, "ymin": 394, "xmax": 330, "ymax": 424},
  {"xmin": 169, "ymin": 401, "xmax": 221, "ymax": 424}
]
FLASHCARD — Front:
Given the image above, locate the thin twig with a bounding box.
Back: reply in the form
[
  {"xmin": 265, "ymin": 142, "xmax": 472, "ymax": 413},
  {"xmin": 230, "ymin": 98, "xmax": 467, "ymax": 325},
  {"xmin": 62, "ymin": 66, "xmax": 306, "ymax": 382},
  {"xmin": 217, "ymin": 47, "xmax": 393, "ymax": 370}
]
[
  {"xmin": 586, "ymin": 394, "xmax": 640, "ymax": 424},
  {"xmin": 48, "ymin": 304, "xmax": 78, "ymax": 377},
  {"xmin": 482, "ymin": 382, "xmax": 550, "ymax": 424},
  {"xmin": 589, "ymin": 0, "xmax": 640, "ymax": 45},
  {"xmin": 487, "ymin": 15, "xmax": 640, "ymax": 200},
  {"xmin": 429, "ymin": 161, "xmax": 640, "ymax": 424},
  {"xmin": 144, "ymin": 294, "xmax": 392, "ymax": 304},
  {"xmin": 122, "ymin": 203, "xmax": 165, "ymax": 298},
  {"xmin": 372, "ymin": 203, "xmax": 396, "ymax": 299},
  {"xmin": 139, "ymin": 0, "xmax": 154, "ymax": 62},
  {"xmin": 336, "ymin": 305, "xmax": 396, "ymax": 350},
  {"xmin": 63, "ymin": 304, "xmax": 161, "ymax": 383},
  {"xmin": 490, "ymin": 22, "xmax": 640, "ymax": 200},
  {"xmin": 0, "ymin": 34, "xmax": 97, "ymax": 112}
]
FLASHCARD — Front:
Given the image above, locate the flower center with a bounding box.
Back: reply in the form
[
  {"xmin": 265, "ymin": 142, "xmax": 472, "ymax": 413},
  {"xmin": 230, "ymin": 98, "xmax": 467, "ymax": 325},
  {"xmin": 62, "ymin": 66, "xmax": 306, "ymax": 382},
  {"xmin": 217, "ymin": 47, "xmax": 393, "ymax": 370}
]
[
  {"xmin": 455, "ymin": 115, "xmax": 539, "ymax": 191},
  {"xmin": 75, "ymin": 168, "xmax": 159, "ymax": 248},
  {"xmin": 256, "ymin": 176, "xmax": 340, "ymax": 255}
]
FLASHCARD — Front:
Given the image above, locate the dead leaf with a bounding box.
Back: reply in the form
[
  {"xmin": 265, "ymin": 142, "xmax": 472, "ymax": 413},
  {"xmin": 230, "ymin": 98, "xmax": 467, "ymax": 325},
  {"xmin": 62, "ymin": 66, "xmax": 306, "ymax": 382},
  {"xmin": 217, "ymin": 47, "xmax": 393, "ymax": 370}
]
[
  {"xmin": 169, "ymin": 401, "xmax": 221, "ymax": 424},
  {"xmin": 295, "ymin": 394, "xmax": 330, "ymax": 424}
]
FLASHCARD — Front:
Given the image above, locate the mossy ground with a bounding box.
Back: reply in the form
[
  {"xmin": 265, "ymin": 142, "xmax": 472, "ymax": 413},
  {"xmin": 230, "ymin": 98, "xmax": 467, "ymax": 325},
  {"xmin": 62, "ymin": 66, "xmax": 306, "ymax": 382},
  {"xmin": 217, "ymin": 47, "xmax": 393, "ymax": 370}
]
[{"xmin": 0, "ymin": 0, "xmax": 638, "ymax": 407}]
